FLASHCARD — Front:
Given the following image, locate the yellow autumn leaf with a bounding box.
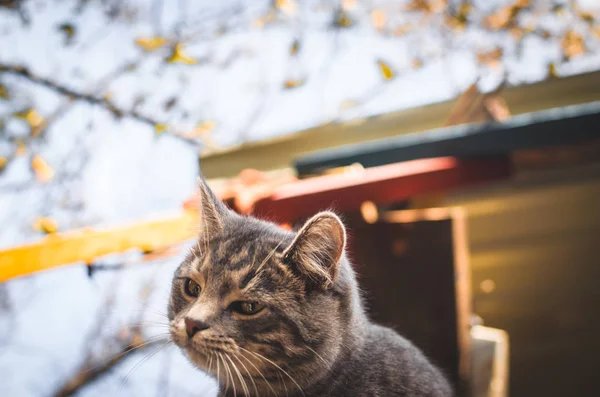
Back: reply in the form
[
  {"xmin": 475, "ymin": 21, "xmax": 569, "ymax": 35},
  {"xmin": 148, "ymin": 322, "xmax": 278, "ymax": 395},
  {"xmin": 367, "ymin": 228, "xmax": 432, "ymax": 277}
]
[
  {"xmin": 484, "ymin": 5, "xmax": 521, "ymax": 30},
  {"xmin": 477, "ymin": 48, "xmax": 503, "ymax": 68},
  {"xmin": 594, "ymin": 26, "xmax": 600, "ymax": 39},
  {"xmin": 561, "ymin": 30, "xmax": 586, "ymax": 59},
  {"xmin": 405, "ymin": 0, "xmax": 447, "ymax": 13},
  {"xmin": 155, "ymin": 124, "xmax": 168, "ymax": 135},
  {"xmin": 290, "ymin": 39, "xmax": 300, "ymax": 55},
  {"xmin": 33, "ymin": 217, "xmax": 59, "ymax": 234},
  {"xmin": 15, "ymin": 109, "xmax": 45, "ymax": 129},
  {"xmin": 15, "ymin": 140, "xmax": 26, "ymax": 156},
  {"xmin": 377, "ymin": 59, "xmax": 395, "ymax": 80},
  {"xmin": 340, "ymin": 100, "xmax": 359, "ymax": 109},
  {"xmin": 335, "ymin": 10, "xmax": 354, "ymax": 28},
  {"xmin": 446, "ymin": 3, "xmax": 471, "ymax": 30},
  {"xmin": 284, "ymin": 79, "xmax": 304, "ymax": 89},
  {"xmin": 548, "ymin": 63, "xmax": 559, "ymax": 78},
  {"xmin": 342, "ymin": 0, "xmax": 356, "ymax": 10},
  {"xmin": 275, "ymin": 0, "xmax": 297, "ymax": 15},
  {"xmin": 58, "ymin": 23, "xmax": 76, "ymax": 44},
  {"xmin": 0, "ymin": 83, "xmax": 8, "ymax": 99},
  {"xmin": 392, "ymin": 25, "xmax": 412, "ymax": 36},
  {"xmin": 0, "ymin": 156, "xmax": 7, "ymax": 171},
  {"xmin": 194, "ymin": 121, "xmax": 216, "ymax": 136},
  {"xmin": 371, "ymin": 10, "xmax": 387, "ymax": 31},
  {"xmin": 135, "ymin": 37, "xmax": 168, "ymax": 51},
  {"xmin": 32, "ymin": 155, "xmax": 54, "ymax": 183},
  {"xmin": 167, "ymin": 43, "xmax": 197, "ymax": 64},
  {"xmin": 252, "ymin": 10, "xmax": 276, "ymax": 28}
]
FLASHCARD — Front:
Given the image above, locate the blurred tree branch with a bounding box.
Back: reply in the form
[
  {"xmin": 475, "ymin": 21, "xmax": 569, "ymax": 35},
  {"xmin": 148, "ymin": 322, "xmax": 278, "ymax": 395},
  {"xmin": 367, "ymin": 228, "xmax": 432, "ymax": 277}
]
[{"xmin": 0, "ymin": 64, "xmax": 200, "ymax": 146}]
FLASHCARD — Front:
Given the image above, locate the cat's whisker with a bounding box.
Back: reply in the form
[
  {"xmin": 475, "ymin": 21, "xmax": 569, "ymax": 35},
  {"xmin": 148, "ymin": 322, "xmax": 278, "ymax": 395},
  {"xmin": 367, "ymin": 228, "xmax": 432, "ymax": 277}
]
[
  {"xmin": 239, "ymin": 347, "xmax": 304, "ymax": 397},
  {"xmin": 254, "ymin": 241, "xmax": 283, "ymax": 278},
  {"xmin": 235, "ymin": 349, "xmax": 279, "ymax": 397},
  {"xmin": 224, "ymin": 352, "xmax": 250, "ymax": 397},
  {"xmin": 114, "ymin": 340, "xmax": 173, "ymax": 396},
  {"xmin": 231, "ymin": 351, "xmax": 260, "ymax": 397},
  {"xmin": 216, "ymin": 350, "xmax": 221, "ymax": 390},
  {"xmin": 219, "ymin": 351, "xmax": 237, "ymax": 397},
  {"xmin": 207, "ymin": 351, "xmax": 214, "ymax": 375},
  {"xmin": 77, "ymin": 333, "xmax": 171, "ymax": 376},
  {"xmin": 277, "ymin": 371, "xmax": 289, "ymax": 397},
  {"xmin": 304, "ymin": 346, "xmax": 331, "ymax": 370}
]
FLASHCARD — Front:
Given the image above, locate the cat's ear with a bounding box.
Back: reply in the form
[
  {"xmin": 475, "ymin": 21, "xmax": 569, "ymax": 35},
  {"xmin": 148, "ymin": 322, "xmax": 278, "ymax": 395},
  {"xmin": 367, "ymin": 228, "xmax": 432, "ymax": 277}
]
[
  {"xmin": 282, "ymin": 212, "xmax": 346, "ymax": 289},
  {"xmin": 197, "ymin": 175, "xmax": 231, "ymax": 235}
]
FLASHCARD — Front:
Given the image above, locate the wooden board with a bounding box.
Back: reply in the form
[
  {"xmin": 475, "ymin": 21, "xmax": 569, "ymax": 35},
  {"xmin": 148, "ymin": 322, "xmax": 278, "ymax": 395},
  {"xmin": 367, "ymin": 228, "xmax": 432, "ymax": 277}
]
[
  {"xmin": 0, "ymin": 211, "xmax": 199, "ymax": 282},
  {"xmin": 294, "ymin": 102, "xmax": 600, "ymax": 176},
  {"xmin": 252, "ymin": 156, "xmax": 511, "ymax": 224}
]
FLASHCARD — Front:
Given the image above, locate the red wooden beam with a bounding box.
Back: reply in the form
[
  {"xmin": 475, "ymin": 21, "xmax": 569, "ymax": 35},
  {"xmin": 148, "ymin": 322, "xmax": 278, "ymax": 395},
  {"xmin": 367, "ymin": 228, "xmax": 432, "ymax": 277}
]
[{"xmin": 252, "ymin": 156, "xmax": 511, "ymax": 224}]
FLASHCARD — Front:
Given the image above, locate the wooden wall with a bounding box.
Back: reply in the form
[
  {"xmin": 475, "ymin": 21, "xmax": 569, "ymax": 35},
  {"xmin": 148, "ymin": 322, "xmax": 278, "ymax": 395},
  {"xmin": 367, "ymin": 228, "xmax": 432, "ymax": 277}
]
[{"xmin": 441, "ymin": 162, "xmax": 600, "ymax": 396}]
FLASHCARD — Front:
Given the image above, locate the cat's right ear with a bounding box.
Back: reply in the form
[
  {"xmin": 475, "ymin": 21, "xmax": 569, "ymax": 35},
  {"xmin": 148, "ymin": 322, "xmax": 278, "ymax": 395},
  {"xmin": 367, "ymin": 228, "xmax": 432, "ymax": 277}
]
[
  {"xmin": 282, "ymin": 212, "xmax": 346, "ymax": 289},
  {"xmin": 196, "ymin": 175, "xmax": 230, "ymax": 235}
]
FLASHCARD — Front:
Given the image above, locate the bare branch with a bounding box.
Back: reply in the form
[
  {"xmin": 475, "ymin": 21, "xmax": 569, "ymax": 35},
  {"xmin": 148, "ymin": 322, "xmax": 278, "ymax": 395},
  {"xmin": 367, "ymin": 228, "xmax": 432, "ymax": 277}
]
[
  {"xmin": 0, "ymin": 63, "xmax": 200, "ymax": 147},
  {"xmin": 55, "ymin": 336, "xmax": 170, "ymax": 397}
]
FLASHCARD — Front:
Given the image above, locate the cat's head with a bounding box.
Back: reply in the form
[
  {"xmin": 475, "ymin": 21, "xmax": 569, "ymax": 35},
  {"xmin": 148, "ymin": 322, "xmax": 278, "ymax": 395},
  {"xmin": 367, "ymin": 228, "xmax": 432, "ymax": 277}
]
[{"xmin": 168, "ymin": 177, "xmax": 355, "ymax": 395}]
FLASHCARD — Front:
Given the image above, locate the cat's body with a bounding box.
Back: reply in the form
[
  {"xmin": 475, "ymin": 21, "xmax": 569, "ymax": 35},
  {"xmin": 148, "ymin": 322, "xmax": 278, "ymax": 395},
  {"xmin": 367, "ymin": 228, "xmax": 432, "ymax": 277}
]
[{"xmin": 169, "ymin": 178, "xmax": 453, "ymax": 397}]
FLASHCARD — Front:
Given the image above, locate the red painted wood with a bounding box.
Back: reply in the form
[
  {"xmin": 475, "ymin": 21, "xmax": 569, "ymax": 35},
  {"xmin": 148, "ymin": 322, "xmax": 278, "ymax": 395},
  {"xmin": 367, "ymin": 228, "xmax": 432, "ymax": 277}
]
[{"xmin": 252, "ymin": 156, "xmax": 511, "ymax": 223}]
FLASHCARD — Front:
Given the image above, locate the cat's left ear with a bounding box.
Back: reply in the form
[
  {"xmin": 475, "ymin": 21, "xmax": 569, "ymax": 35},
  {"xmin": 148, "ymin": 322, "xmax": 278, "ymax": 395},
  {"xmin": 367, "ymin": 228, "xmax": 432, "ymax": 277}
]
[
  {"xmin": 282, "ymin": 212, "xmax": 346, "ymax": 289},
  {"xmin": 196, "ymin": 175, "xmax": 232, "ymax": 235}
]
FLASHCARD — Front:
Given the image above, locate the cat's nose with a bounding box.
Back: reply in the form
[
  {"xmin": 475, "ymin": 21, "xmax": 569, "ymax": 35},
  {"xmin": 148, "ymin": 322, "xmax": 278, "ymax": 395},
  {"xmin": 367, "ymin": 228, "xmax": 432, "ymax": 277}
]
[{"xmin": 184, "ymin": 317, "xmax": 209, "ymax": 338}]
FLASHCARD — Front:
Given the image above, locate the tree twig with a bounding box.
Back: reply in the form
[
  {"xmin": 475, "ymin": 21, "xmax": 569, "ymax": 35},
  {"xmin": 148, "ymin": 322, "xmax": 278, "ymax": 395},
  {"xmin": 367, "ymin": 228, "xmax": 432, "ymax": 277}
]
[{"xmin": 0, "ymin": 63, "xmax": 200, "ymax": 146}]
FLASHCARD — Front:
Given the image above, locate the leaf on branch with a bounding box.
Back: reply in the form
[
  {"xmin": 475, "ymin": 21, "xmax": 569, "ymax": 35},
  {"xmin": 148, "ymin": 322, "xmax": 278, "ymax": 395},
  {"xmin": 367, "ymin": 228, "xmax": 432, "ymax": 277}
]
[
  {"xmin": 342, "ymin": 0, "xmax": 356, "ymax": 10},
  {"xmin": 58, "ymin": 23, "xmax": 76, "ymax": 45},
  {"xmin": 371, "ymin": 10, "xmax": 387, "ymax": 31},
  {"xmin": 32, "ymin": 154, "xmax": 54, "ymax": 182},
  {"xmin": 166, "ymin": 43, "xmax": 197, "ymax": 64},
  {"xmin": 135, "ymin": 37, "xmax": 168, "ymax": 51},
  {"xmin": 392, "ymin": 25, "xmax": 413, "ymax": 36},
  {"xmin": 548, "ymin": 63, "xmax": 559, "ymax": 78},
  {"xmin": 334, "ymin": 10, "xmax": 354, "ymax": 28},
  {"xmin": 290, "ymin": 39, "xmax": 300, "ymax": 56},
  {"xmin": 446, "ymin": 3, "xmax": 471, "ymax": 31},
  {"xmin": 340, "ymin": 100, "xmax": 359, "ymax": 109},
  {"xmin": 192, "ymin": 121, "xmax": 215, "ymax": 137},
  {"xmin": 572, "ymin": 1, "xmax": 596, "ymax": 24},
  {"xmin": 561, "ymin": 30, "xmax": 586, "ymax": 59},
  {"xmin": 0, "ymin": 83, "xmax": 9, "ymax": 99},
  {"xmin": 33, "ymin": 217, "xmax": 59, "ymax": 234},
  {"xmin": 284, "ymin": 79, "xmax": 305, "ymax": 89},
  {"xmin": 477, "ymin": 48, "xmax": 503, "ymax": 68},
  {"xmin": 484, "ymin": 4, "xmax": 525, "ymax": 30},
  {"xmin": 14, "ymin": 109, "xmax": 46, "ymax": 136},
  {"xmin": 15, "ymin": 140, "xmax": 26, "ymax": 156},
  {"xmin": 0, "ymin": 156, "xmax": 7, "ymax": 172},
  {"xmin": 252, "ymin": 10, "xmax": 276, "ymax": 28},
  {"xmin": 377, "ymin": 59, "xmax": 396, "ymax": 80},
  {"xmin": 405, "ymin": 0, "xmax": 447, "ymax": 14},
  {"xmin": 275, "ymin": 0, "xmax": 297, "ymax": 15},
  {"xmin": 411, "ymin": 59, "xmax": 423, "ymax": 69},
  {"xmin": 155, "ymin": 124, "xmax": 168, "ymax": 135}
]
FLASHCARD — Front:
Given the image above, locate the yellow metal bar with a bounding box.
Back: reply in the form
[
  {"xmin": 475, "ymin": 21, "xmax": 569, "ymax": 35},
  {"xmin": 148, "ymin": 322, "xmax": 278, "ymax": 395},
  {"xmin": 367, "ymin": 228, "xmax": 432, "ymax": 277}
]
[{"xmin": 0, "ymin": 210, "xmax": 200, "ymax": 283}]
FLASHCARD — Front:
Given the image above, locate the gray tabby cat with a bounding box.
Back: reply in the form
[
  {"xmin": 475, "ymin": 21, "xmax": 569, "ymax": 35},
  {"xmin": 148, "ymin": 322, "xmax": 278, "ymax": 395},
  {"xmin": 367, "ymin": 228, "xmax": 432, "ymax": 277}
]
[{"xmin": 169, "ymin": 178, "xmax": 453, "ymax": 397}]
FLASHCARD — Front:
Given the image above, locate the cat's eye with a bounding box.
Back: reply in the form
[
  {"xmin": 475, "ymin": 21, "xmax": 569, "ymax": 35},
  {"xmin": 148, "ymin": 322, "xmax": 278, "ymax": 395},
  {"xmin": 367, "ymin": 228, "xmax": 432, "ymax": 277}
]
[
  {"xmin": 231, "ymin": 301, "xmax": 265, "ymax": 316},
  {"xmin": 183, "ymin": 278, "xmax": 201, "ymax": 298}
]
